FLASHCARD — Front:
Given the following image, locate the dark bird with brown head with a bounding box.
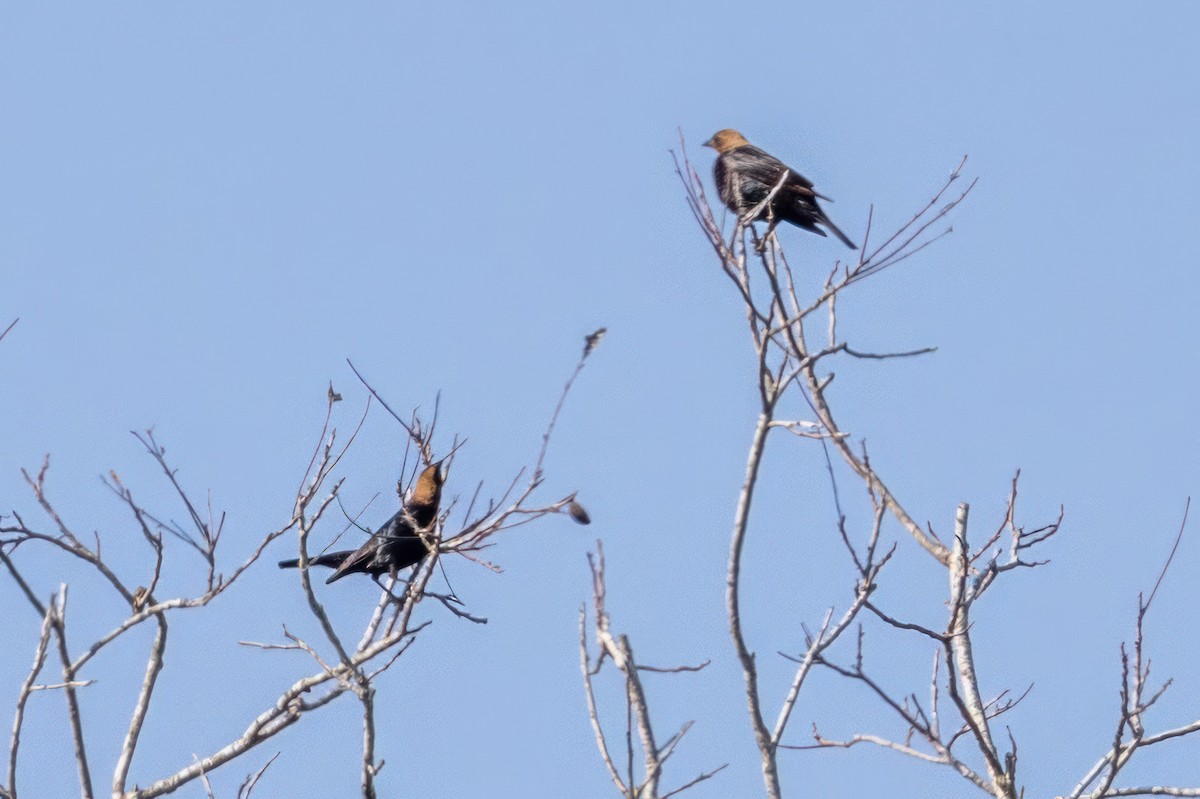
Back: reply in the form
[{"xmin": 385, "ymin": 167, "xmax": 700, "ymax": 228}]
[
  {"xmin": 704, "ymin": 129, "xmax": 856, "ymax": 249},
  {"xmin": 278, "ymin": 461, "xmax": 446, "ymax": 584}
]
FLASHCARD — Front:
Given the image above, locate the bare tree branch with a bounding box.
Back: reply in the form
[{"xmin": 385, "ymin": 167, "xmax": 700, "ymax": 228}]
[
  {"xmin": 581, "ymin": 542, "xmax": 723, "ymax": 798},
  {"xmin": 672, "ymin": 133, "xmax": 978, "ymax": 798},
  {"xmin": 1064, "ymin": 500, "xmax": 1198, "ymax": 799},
  {"xmin": 0, "ymin": 318, "xmax": 17, "ymax": 347},
  {"xmin": 5, "ymin": 600, "xmax": 54, "ymax": 799}
]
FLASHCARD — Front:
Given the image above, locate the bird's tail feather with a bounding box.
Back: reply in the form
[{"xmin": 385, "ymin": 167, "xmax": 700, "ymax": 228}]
[
  {"xmin": 278, "ymin": 551, "xmax": 352, "ymax": 570},
  {"xmin": 822, "ymin": 217, "xmax": 857, "ymax": 250}
]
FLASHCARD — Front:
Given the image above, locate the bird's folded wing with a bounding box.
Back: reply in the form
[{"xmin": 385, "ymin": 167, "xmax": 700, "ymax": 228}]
[{"xmin": 727, "ymin": 147, "xmax": 817, "ymax": 196}]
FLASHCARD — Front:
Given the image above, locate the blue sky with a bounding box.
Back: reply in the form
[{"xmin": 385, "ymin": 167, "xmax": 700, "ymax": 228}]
[{"xmin": 2, "ymin": 3, "xmax": 1199, "ymax": 797}]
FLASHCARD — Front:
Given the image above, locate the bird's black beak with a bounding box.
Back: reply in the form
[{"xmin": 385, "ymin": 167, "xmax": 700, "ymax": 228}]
[{"xmin": 702, "ymin": 137, "xmax": 716, "ymax": 149}]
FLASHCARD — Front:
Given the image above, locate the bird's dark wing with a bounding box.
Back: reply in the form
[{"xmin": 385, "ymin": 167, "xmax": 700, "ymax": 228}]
[
  {"xmin": 717, "ymin": 145, "xmax": 823, "ymax": 222},
  {"xmin": 325, "ymin": 534, "xmax": 389, "ymax": 583},
  {"xmin": 728, "ymin": 145, "xmax": 816, "ymax": 192},
  {"xmin": 324, "ymin": 510, "xmax": 429, "ymax": 584},
  {"xmin": 714, "ymin": 143, "xmax": 854, "ymax": 247},
  {"xmin": 379, "ymin": 536, "xmax": 428, "ymax": 572}
]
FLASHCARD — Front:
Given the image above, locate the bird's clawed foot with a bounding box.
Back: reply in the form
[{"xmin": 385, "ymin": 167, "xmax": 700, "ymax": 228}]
[{"xmin": 749, "ymin": 223, "xmax": 778, "ymax": 254}]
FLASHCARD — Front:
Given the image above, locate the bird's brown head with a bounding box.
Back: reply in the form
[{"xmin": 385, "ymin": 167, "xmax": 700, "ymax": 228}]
[
  {"xmin": 409, "ymin": 461, "xmax": 445, "ymax": 513},
  {"xmin": 703, "ymin": 129, "xmax": 750, "ymax": 153}
]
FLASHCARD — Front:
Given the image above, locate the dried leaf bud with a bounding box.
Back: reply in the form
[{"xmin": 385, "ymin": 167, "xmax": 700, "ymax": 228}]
[
  {"xmin": 583, "ymin": 327, "xmax": 607, "ymax": 357},
  {"xmin": 568, "ymin": 500, "xmax": 591, "ymax": 525}
]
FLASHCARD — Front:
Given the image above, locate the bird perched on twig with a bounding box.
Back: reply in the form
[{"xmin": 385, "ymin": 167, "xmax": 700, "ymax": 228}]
[
  {"xmin": 278, "ymin": 461, "xmax": 445, "ymax": 584},
  {"xmin": 704, "ymin": 129, "xmax": 856, "ymax": 249}
]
